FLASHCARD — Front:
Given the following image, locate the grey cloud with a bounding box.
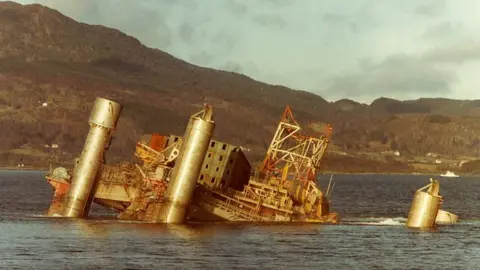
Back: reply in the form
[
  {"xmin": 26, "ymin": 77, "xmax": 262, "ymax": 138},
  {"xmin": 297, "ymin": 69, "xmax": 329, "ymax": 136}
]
[
  {"xmin": 414, "ymin": 0, "xmax": 446, "ymax": 17},
  {"xmin": 422, "ymin": 21, "xmax": 465, "ymax": 41},
  {"xmin": 322, "ymin": 13, "xmax": 346, "ymax": 24},
  {"xmin": 262, "ymin": 0, "xmax": 293, "ymax": 7},
  {"xmin": 322, "ymin": 12, "xmax": 360, "ymax": 34},
  {"xmin": 358, "ymin": 58, "xmax": 375, "ymax": 70},
  {"xmin": 349, "ymin": 23, "xmax": 358, "ymax": 34},
  {"xmin": 42, "ymin": 0, "xmax": 98, "ymax": 19},
  {"xmin": 324, "ymin": 54, "xmax": 457, "ymax": 101},
  {"xmin": 225, "ymin": 0, "xmax": 248, "ymax": 18},
  {"xmin": 222, "ymin": 62, "xmax": 243, "ymax": 73},
  {"xmin": 38, "ymin": 0, "xmax": 174, "ymax": 49},
  {"xmin": 178, "ymin": 23, "xmax": 195, "ymax": 43},
  {"xmin": 189, "ymin": 51, "xmax": 214, "ymax": 65},
  {"xmin": 211, "ymin": 32, "xmax": 236, "ymax": 54},
  {"xmin": 119, "ymin": 10, "xmax": 171, "ymax": 49},
  {"xmin": 422, "ymin": 42, "xmax": 480, "ymax": 64},
  {"xmin": 253, "ymin": 15, "xmax": 287, "ymax": 28},
  {"xmin": 221, "ymin": 60, "xmax": 259, "ymax": 76}
]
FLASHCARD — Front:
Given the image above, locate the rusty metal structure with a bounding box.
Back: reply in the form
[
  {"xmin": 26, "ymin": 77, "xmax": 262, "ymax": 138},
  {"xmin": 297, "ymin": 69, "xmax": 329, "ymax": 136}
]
[
  {"xmin": 45, "ymin": 98, "xmax": 338, "ymax": 224},
  {"xmin": 406, "ymin": 178, "xmax": 459, "ymax": 228},
  {"xmin": 260, "ymin": 106, "xmax": 330, "ymax": 184}
]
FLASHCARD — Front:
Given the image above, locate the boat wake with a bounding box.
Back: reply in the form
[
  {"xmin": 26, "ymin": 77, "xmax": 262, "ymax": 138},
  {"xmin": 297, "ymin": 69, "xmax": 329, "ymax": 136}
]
[{"xmin": 344, "ymin": 217, "xmax": 406, "ymax": 226}]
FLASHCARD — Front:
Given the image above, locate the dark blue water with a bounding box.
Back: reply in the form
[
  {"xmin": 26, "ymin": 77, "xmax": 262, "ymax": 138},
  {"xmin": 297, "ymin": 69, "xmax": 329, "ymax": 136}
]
[{"xmin": 0, "ymin": 170, "xmax": 479, "ymax": 269}]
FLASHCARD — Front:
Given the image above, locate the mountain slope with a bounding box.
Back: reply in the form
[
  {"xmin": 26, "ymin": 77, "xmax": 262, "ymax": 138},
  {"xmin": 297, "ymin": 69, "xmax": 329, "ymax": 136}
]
[{"xmin": 1, "ymin": 2, "xmax": 480, "ymax": 174}]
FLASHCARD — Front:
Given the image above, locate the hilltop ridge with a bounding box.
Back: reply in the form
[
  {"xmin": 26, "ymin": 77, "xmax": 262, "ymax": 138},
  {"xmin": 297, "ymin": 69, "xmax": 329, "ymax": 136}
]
[{"xmin": 1, "ymin": 2, "xmax": 480, "ymax": 174}]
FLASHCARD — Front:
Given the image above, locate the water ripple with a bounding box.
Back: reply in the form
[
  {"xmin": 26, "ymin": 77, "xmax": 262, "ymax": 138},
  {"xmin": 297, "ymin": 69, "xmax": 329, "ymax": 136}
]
[{"xmin": 0, "ymin": 171, "xmax": 479, "ymax": 269}]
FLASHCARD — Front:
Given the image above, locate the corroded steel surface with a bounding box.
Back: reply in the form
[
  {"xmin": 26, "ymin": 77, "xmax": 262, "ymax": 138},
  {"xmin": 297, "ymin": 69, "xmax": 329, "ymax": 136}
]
[{"xmin": 46, "ymin": 177, "xmax": 70, "ymax": 216}]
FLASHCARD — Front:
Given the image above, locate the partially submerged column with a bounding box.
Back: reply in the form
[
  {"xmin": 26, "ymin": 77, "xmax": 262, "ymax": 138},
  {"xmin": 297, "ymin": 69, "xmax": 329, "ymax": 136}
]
[
  {"xmin": 406, "ymin": 178, "xmax": 442, "ymax": 228},
  {"xmin": 435, "ymin": 209, "xmax": 459, "ymax": 225},
  {"xmin": 160, "ymin": 104, "xmax": 215, "ymax": 223},
  {"xmin": 62, "ymin": 97, "xmax": 122, "ymax": 218}
]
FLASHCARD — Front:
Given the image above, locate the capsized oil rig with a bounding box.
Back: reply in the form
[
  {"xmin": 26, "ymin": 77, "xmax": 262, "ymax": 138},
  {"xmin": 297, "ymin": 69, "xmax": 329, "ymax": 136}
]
[{"xmin": 45, "ymin": 97, "xmax": 339, "ymax": 224}]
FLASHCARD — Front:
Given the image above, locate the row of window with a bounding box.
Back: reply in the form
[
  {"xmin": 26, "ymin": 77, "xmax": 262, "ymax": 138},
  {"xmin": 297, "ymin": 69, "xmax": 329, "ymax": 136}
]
[
  {"xmin": 206, "ymin": 152, "xmax": 235, "ymax": 164},
  {"xmin": 204, "ymin": 163, "xmax": 220, "ymax": 171},
  {"xmin": 164, "ymin": 137, "xmax": 238, "ymax": 154},
  {"xmin": 210, "ymin": 141, "xmax": 228, "ymax": 151},
  {"xmin": 203, "ymin": 163, "xmax": 230, "ymax": 175},
  {"xmin": 199, "ymin": 174, "xmax": 227, "ymax": 187}
]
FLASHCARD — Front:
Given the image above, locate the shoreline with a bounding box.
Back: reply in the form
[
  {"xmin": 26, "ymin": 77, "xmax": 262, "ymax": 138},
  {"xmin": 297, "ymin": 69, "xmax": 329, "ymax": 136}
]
[
  {"xmin": 0, "ymin": 166, "xmax": 48, "ymax": 172},
  {"xmin": 1, "ymin": 166, "xmax": 478, "ymax": 177},
  {"xmin": 320, "ymin": 171, "xmax": 433, "ymax": 175},
  {"xmin": 320, "ymin": 171, "xmax": 480, "ymax": 177}
]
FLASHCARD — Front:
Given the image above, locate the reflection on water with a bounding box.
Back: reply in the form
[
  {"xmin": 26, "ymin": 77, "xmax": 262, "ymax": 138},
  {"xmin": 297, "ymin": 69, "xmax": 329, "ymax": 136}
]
[
  {"xmin": 113, "ymin": 222, "xmax": 223, "ymax": 240},
  {"xmin": 75, "ymin": 219, "xmax": 112, "ymax": 239},
  {"xmin": 0, "ymin": 171, "xmax": 479, "ymax": 269}
]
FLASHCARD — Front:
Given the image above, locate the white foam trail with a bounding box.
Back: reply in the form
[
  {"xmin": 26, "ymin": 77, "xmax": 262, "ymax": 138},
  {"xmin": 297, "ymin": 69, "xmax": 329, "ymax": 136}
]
[
  {"xmin": 346, "ymin": 217, "xmax": 406, "ymax": 226},
  {"xmin": 376, "ymin": 218, "xmax": 403, "ymax": 226}
]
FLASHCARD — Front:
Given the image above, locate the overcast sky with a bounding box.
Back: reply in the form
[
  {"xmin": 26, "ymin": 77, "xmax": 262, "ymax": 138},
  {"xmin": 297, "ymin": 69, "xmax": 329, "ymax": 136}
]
[{"xmin": 14, "ymin": 0, "xmax": 480, "ymax": 103}]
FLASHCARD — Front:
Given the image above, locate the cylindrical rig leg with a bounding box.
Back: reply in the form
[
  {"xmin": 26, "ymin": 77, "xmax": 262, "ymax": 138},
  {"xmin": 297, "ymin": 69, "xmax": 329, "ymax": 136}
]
[
  {"xmin": 160, "ymin": 105, "xmax": 215, "ymax": 223},
  {"xmin": 62, "ymin": 98, "xmax": 121, "ymax": 218},
  {"xmin": 406, "ymin": 190, "xmax": 441, "ymax": 228}
]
